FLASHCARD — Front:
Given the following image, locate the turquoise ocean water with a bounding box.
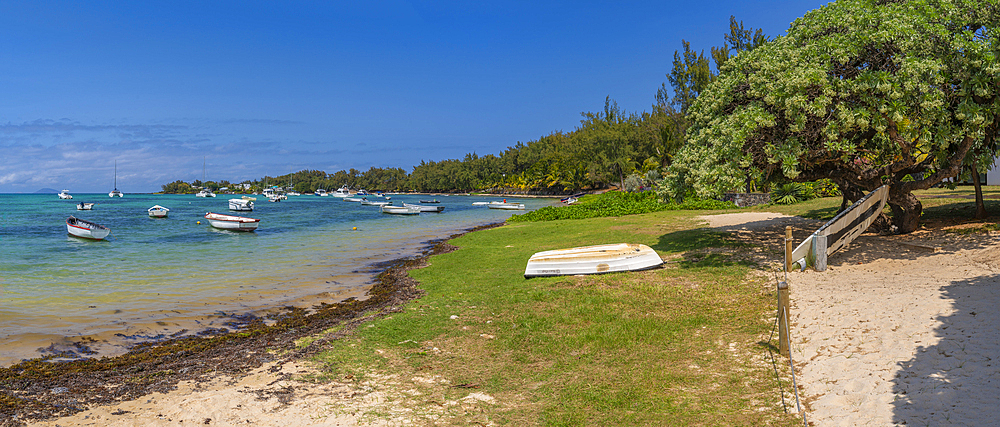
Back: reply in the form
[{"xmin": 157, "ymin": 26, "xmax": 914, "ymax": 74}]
[{"xmin": 0, "ymin": 193, "xmax": 552, "ymax": 365}]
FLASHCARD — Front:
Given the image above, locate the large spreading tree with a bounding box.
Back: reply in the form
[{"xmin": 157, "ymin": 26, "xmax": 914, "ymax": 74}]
[{"xmin": 665, "ymin": 0, "xmax": 999, "ymax": 233}]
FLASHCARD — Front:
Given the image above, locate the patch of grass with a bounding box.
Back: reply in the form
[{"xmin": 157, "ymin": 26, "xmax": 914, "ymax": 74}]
[{"xmin": 311, "ymin": 211, "xmax": 802, "ymax": 425}]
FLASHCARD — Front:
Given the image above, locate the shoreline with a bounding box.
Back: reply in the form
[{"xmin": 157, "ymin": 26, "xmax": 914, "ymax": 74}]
[{"xmin": 0, "ymin": 222, "xmax": 504, "ymax": 426}]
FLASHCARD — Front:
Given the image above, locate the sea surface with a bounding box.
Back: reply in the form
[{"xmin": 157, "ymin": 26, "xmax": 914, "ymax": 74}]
[{"xmin": 0, "ymin": 193, "xmax": 553, "ymax": 366}]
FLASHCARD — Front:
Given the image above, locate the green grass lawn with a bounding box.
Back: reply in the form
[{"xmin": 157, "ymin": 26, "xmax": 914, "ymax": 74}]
[
  {"xmin": 306, "ymin": 187, "xmax": 1000, "ymax": 425},
  {"xmin": 309, "ymin": 209, "xmax": 804, "ymax": 425}
]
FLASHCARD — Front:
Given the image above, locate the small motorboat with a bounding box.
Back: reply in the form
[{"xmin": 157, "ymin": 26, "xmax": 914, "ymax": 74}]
[
  {"xmin": 76, "ymin": 202, "xmax": 95, "ymax": 210},
  {"xmin": 488, "ymin": 203, "xmax": 525, "ymax": 210},
  {"xmin": 561, "ymin": 192, "xmax": 585, "ymax": 203},
  {"xmin": 148, "ymin": 205, "xmax": 169, "ymax": 217},
  {"xmin": 360, "ymin": 199, "xmax": 391, "ymax": 207},
  {"xmin": 58, "ymin": 190, "xmax": 73, "ymax": 199},
  {"xmin": 403, "ymin": 203, "xmax": 445, "ymax": 213},
  {"xmin": 524, "ymin": 243, "xmax": 663, "ymax": 278},
  {"xmin": 356, "ymin": 189, "xmax": 371, "ymax": 196},
  {"xmin": 196, "ymin": 188, "xmax": 216, "ymax": 197},
  {"xmin": 315, "ymin": 189, "xmax": 329, "ymax": 196},
  {"xmin": 331, "ymin": 186, "xmax": 350, "ymax": 197},
  {"xmin": 66, "ymin": 216, "xmax": 110, "ymax": 240},
  {"xmin": 229, "ymin": 198, "xmax": 254, "ymax": 211},
  {"xmin": 204, "ymin": 212, "xmax": 260, "ymax": 231},
  {"xmin": 344, "ymin": 197, "xmax": 363, "ymax": 202},
  {"xmin": 381, "ymin": 205, "xmax": 420, "ymax": 215},
  {"xmin": 267, "ymin": 195, "xmax": 281, "ymax": 202},
  {"xmin": 419, "ymin": 199, "xmax": 440, "ymax": 204}
]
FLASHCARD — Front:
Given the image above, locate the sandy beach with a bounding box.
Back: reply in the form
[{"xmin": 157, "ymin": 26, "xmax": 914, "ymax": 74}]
[{"xmin": 701, "ymin": 212, "xmax": 1000, "ymax": 426}]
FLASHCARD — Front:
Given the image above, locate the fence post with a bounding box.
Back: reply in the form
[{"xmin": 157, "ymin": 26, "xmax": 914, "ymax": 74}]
[
  {"xmin": 813, "ymin": 234, "xmax": 828, "ymax": 272},
  {"xmin": 785, "ymin": 226, "xmax": 793, "ymax": 272},
  {"xmin": 778, "ymin": 281, "xmax": 790, "ymax": 357}
]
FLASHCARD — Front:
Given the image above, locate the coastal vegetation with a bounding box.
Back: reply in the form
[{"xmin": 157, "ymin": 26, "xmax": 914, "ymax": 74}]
[{"xmin": 664, "ymin": 0, "xmax": 1000, "ymax": 233}]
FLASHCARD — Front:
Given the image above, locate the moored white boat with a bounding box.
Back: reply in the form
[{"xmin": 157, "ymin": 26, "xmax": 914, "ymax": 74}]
[
  {"xmin": 58, "ymin": 190, "xmax": 73, "ymax": 199},
  {"xmin": 381, "ymin": 205, "xmax": 420, "ymax": 215},
  {"xmin": 109, "ymin": 160, "xmax": 124, "ymax": 197},
  {"xmin": 360, "ymin": 199, "xmax": 390, "ymax": 206},
  {"xmin": 148, "ymin": 205, "xmax": 169, "ymax": 217},
  {"xmin": 331, "ymin": 185, "xmax": 350, "ymax": 197},
  {"xmin": 229, "ymin": 198, "xmax": 253, "ymax": 211},
  {"xmin": 344, "ymin": 197, "xmax": 363, "ymax": 202},
  {"xmin": 403, "ymin": 203, "xmax": 445, "ymax": 213},
  {"xmin": 488, "ymin": 203, "xmax": 525, "ymax": 210},
  {"xmin": 315, "ymin": 189, "xmax": 329, "ymax": 196},
  {"xmin": 76, "ymin": 202, "xmax": 95, "ymax": 210},
  {"xmin": 204, "ymin": 212, "xmax": 260, "ymax": 231},
  {"xmin": 196, "ymin": 188, "xmax": 216, "ymax": 197},
  {"xmin": 66, "ymin": 216, "xmax": 111, "ymax": 240},
  {"xmin": 524, "ymin": 243, "xmax": 663, "ymax": 278}
]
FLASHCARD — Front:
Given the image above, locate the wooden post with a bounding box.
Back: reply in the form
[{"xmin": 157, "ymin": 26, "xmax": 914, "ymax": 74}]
[
  {"xmin": 785, "ymin": 226, "xmax": 794, "ymax": 272},
  {"xmin": 778, "ymin": 281, "xmax": 790, "ymax": 357},
  {"xmin": 813, "ymin": 234, "xmax": 828, "ymax": 272}
]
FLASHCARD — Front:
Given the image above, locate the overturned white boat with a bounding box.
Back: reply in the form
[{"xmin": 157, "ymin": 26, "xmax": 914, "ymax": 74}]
[
  {"xmin": 148, "ymin": 205, "xmax": 169, "ymax": 217},
  {"xmin": 228, "ymin": 198, "xmax": 253, "ymax": 211},
  {"xmin": 204, "ymin": 212, "xmax": 260, "ymax": 231},
  {"xmin": 66, "ymin": 216, "xmax": 110, "ymax": 240},
  {"xmin": 381, "ymin": 205, "xmax": 420, "ymax": 215},
  {"xmin": 524, "ymin": 243, "xmax": 663, "ymax": 278}
]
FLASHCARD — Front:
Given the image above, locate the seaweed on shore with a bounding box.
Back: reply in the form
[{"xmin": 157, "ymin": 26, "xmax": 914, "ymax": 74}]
[{"xmin": 0, "ymin": 223, "xmax": 501, "ymax": 427}]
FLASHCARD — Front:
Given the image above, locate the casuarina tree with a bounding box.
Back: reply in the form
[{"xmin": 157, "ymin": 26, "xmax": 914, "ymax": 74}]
[{"xmin": 665, "ymin": 0, "xmax": 999, "ymax": 233}]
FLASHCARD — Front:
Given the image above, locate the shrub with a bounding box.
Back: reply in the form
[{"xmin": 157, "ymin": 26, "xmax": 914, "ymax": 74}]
[{"xmin": 508, "ymin": 191, "xmax": 736, "ymax": 222}]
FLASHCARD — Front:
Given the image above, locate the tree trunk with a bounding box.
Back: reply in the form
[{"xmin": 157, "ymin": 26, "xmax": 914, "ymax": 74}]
[
  {"xmin": 888, "ymin": 190, "xmax": 922, "ymax": 233},
  {"xmin": 838, "ymin": 182, "xmax": 866, "ymax": 213},
  {"xmin": 971, "ymin": 160, "xmax": 988, "ymax": 219}
]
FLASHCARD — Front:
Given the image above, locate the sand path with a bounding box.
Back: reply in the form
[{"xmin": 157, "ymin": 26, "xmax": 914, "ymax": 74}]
[{"xmin": 700, "ymin": 212, "xmax": 1000, "ymax": 426}]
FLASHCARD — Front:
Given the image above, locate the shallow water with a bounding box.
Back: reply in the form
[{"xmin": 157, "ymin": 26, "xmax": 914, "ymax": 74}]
[{"xmin": 0, "ymin": 193, "xmax": 552, "ymax": 365}]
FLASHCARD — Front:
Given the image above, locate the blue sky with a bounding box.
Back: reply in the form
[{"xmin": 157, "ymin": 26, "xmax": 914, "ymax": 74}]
[{"xmin": 0, "ymin": 1, "xmax": 827, "ymax": 193}]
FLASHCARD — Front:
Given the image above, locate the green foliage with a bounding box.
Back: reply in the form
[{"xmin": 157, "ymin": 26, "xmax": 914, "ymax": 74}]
[
  {"xmin": 666, "ymin": 0, "xmax": 1000, "ymax": 232},
  {"xmin": 770, "ymin": 183, "xmax": 814, "ymax": 205},
  {"xmin": 160, "ymin": 180, "xmax": 194, "ymax": 194},
  {"xmin": 508, "ymin": 191, "xmax": 735, "ymax": 222},
  {"xmin": 809, "ymin": 179, "xmax": 841, "ymax": 197}
]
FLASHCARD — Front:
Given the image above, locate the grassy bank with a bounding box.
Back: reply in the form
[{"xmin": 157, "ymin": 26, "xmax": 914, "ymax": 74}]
[{"xmin": 308, "ymin": 209, "xmax": 804, "ymax": 425}]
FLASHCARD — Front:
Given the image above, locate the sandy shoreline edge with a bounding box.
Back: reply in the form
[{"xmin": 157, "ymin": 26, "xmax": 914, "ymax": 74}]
[{"xmin": 1, "ymin": 223, "xmax": 503, "ymax": 426}]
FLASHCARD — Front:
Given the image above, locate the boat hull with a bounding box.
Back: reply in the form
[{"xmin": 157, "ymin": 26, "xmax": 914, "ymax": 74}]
[
  {"xmin": 148, "ymin": 205, "xmax": 169, "ymax": 217},
  {"xmin": 228, "ymin": 199, "xmax": 254, "ymax": 211},
  {"xmin": 204, "ymin": 212, "xmax": 260, "ymax": 231},
  {"xmin": 488, "ymin": 203, "xmax": 524, "ymax": 210},
  {"xmin": 524, "ymin": 243, "xmax": 663, "ymax": 278},
  {"xmin": 381, "ymin": 205, "xmax": 420, "ymax": 215},
  {"xmin": 66, "ymin": 216, "xmax": 110, "ymax": 240},
  {"xmin": 76, "ymin": 203, "xmax": 95, "ymax": 210},
  {"xmin": 403, "ymin": 203, "xmax": 444, "ymax": 212}
]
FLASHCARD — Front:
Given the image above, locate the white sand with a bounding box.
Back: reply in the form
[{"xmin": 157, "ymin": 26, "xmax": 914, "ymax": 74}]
[{"xmin": 701, "ymin": 212, "xmax": 1000, "ymax": 425}]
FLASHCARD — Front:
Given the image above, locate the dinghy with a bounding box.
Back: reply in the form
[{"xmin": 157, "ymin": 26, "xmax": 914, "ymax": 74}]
[
  {"xmin": 228, "ymin": 198, "xmax": 254, "ymax": 211},
  {"xmin": 524, "ymin": 243, "xmax": 662, "ymax": 278},
  {"xmin": 148, "ymin": 205, "xmax": 169, "ymax": 217},
  {"xmin": 204, "ymin": 212, "xmax": 260, "ymax": 231},
  {"xmin": 380, "ymin": 205, "xmax": 420, "ymax": 215},
  {"xmin": 76, "ymin": 202, "xmax": 95, "ymax": 210},
  {"xmin": 66, "ymin": 216, "xmax": 111, "ymax": 240},
  {"xmin": 488, "ymin": 203, "xmax": 525, "ymax": 210},
  {"xmin": 403, "ymin": 203, "xmax": 445, "ymax": 213}
]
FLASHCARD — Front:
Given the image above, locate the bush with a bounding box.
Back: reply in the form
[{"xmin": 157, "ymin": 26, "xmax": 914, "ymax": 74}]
[
  {"xmin": 508, "ymin": 191, "xmax": 736, "ymax": 222},
  {"xmin": 770, "ymin": 182, "xmax": 815, "ymax": 205}
]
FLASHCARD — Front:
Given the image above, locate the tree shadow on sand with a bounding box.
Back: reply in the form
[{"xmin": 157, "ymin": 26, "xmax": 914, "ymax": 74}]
[{"xmin": 891, "ymin": 274, "xmax": 1000, "ymax": 426}]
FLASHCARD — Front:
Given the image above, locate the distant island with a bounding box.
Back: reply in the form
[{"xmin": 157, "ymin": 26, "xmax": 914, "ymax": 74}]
[{"xmin": 34, "ymin": 188, "xmax": 59, "ymax": 194}]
